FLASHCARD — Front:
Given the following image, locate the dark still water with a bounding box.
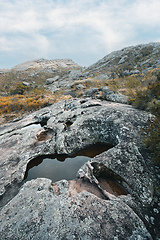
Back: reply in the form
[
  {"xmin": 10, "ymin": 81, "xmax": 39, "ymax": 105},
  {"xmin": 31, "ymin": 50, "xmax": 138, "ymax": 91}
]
[
  {"xmin": 25, "ymin": 156, "xmax": 90, "ymax": 182},
  {"xmin": 24, "ymin": 143, "xmax": 113, "ymax": 183}
]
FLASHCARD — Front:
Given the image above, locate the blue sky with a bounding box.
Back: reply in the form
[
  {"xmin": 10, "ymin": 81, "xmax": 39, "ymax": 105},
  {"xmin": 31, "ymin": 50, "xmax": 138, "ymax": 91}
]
[{"xmin": 0, "ymin": 0, "xmax": 160, "ymax": 69}]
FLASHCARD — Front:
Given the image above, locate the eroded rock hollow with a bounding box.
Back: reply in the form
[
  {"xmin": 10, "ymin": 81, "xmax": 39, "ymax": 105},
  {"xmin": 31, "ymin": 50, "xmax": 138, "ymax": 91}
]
[{"xmin": 0, "ymin": 98, "xmax": 158, "ymax": 239}]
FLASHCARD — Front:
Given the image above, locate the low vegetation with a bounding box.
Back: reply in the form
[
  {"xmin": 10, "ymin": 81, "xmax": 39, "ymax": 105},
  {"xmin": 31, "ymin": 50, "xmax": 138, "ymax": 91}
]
[
  {"xmin": 0, "ymin": 93, "xmax": 71, "ymax": 123},
  {"xmin": 0, "ymin": 68, "xmax": 72, "ymax": 123},
  {"xmin": 0, "ymin": 60, "xmax": 159, "ymax": 166},
  {"xmin": 130, "ymin": 72, "xmax": 160, "ymax": 166}
]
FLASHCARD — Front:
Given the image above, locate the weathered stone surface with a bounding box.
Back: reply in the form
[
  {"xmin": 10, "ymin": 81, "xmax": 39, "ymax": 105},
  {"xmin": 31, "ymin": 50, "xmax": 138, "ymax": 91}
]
[
  {"xmin": 0, "ymin": 178, "xmax": 153, "ymax": 240},
  {"xmin": 0, "ymin": 98, "xmax": 158, "ymax": 239},
  {"xmin": 67, "ymin": 69, "xmax": 83, "ymax": 80},
  {"xmin": 76, "ymin": 83, "xmax": 86, "ymax": 89},
  {"xmin": 78, "ymin": 141, "xmax": 153, "ymax": 205},
  {"xmin": 84, "ymin": 87, "xmax": 99, "ymax": 97},
  {"xmin": 83, "ymin": 87, "xmax": 128, "ymax": 104},
  {"xmin": 0, "ymin": 98, "xmax": 152, "ymax": 197},
  {"xmin": 46, "ymin": 76, "xmax": 59, "ymax": 85},
  {"xmin": 101, "ymin": 86, "xmax": 128, "ymax": 103},
  {"xmin": 123, "ymin": 69, "xmax": 140, "ymax": 76}
]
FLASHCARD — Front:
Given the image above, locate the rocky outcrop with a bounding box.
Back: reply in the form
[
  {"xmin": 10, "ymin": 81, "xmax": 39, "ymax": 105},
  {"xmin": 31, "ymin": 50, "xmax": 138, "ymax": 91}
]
[
  {"xmin": 84, "ymin": 86, "xmax": 128, "ymax": 104},
  {"xmin": 47, "ymin": 69, "xmax": 87, "ymax": 93},
  {"xmin": 46, "ymin": 76, "xmax": 60, "ymax": 85},
  {"xmin": 78, "ymin": 141, "xmax": 153, "ymax": 204},
  {"xmin": 87, "ymin": 42, "xmax": 160, "ymax": 77},
  {"xmin": 0, "ymin": 178, "xmax": 153, "ymax": 240},
  {"xmin": 122, "ymin": 69, "xmax": 140, "ymax": 76},
  {"xmin": 0, "ymin": 98, "xmax": 159, "ymax": 239}
]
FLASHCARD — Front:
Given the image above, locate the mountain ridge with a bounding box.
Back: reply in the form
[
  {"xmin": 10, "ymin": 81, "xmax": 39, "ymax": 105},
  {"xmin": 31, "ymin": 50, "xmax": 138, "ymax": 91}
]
[
  {"xmin": 86, "ymin": 41, "xmax": 160, "ymax": 78},
  {"xmin": 1, "ymin": 41, "xmax": 160, "ymax": 75}
]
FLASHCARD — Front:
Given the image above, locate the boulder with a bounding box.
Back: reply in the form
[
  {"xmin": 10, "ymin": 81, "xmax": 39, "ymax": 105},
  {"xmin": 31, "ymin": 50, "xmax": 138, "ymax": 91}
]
[
  {"xmin": 76, "ymin": 84, "xmax": 86, "ymax": 90},
  {"xmin": 130, "ymin": 70, "xmax": 140, "ymax": 75},
  {"xmin": 68, "ymin": 70, "xmax": 83, "ymax": 80},
  {"xmin": 122, "ymin": 70, "xmax": 140, "ymax": 76},
  {"xmin": 84, "ymin": 88, "xmax": 98, "ymax": 97},
  {"xmin": 0, "ymin": 178, "xmax": 152, "ymax": 240},
  {"xmin": 94, "ymin": 73, "xmax": 109, "ymax": 80},
  {"xmin": 22, "ymin": 81, "xmax": 30, "ymax": 86},
  {"xmin": 46, "ymin": 76, "xmax": 59, "ymax": 85},
  {"xmin": 101, "ymin": 86, "xmax": 128, "ymax": 104},
  {"xmin": 84, "ymin": 87, "xmax": 128, "ymax": 104}
]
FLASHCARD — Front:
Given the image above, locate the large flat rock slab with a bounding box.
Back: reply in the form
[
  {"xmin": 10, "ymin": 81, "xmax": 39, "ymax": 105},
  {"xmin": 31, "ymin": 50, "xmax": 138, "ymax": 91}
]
[
  {"xmin": 0, "ymin": 98, "xmax": 157, "ymax": 239},
  {"xmin": 0, "ymin": 178, "xmax": 152, "ymax": 240},
  {"xmin": 0, "ymin": 99, "xmax": 151, "ymax": 199}
]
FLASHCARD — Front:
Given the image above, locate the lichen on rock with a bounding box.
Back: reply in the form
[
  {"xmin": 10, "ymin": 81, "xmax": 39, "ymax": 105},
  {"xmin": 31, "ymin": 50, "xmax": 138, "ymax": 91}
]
[{"xmin": 0, "ymin": 98, "xmax": 158, "ymax": 239}]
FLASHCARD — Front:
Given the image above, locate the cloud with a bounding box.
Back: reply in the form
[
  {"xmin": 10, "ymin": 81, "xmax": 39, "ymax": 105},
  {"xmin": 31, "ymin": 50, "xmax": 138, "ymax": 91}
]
[
  {"xmin": 0, "ymin": 0, "xmax": 160, "ymax": 68},
  {"xmin": 132, "ymin": 0, "xmax": 160, "ymax": 26}
]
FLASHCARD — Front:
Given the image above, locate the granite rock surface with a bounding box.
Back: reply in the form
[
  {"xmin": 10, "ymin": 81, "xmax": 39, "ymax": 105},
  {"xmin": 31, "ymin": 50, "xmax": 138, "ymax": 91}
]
[{"xmin": 0, "ymin": 98, "xmax": 158, "ymax": 239}]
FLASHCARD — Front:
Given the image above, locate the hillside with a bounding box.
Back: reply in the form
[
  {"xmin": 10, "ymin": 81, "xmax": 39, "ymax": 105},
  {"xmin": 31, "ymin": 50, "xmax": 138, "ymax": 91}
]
[
  {"xmin": 0, "ymin": 42, "xmax": 160, "ymax": 124},
  {"xmin": 0, "ymin": 58, "xmax": 80, "ymax": 95},
  {"xmin": 87, "ymin": 42, "xmax": 160, "ymax": 76}
]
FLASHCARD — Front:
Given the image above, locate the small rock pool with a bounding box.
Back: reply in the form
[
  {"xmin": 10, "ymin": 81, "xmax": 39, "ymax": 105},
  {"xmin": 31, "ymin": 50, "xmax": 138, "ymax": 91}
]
[
  {"xmin": 24, "ymin": 143, "xmax": 113, "ymax": 182},
  {"xmin": 24, "ymin": 143, "xmax": 128, "ymax": 197}
]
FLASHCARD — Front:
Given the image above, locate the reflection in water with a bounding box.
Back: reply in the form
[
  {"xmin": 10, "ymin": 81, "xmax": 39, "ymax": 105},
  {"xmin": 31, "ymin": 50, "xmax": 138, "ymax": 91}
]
[
  {"xmin": 25, "ymin": 156, "xmax": 90, "ymax": 182},
  {"xmin": 24, "ymin": 143, "xmax": 113, "ymax": 182},
  {"xmin": 24, "ymin": 143, "xmax": 129, "ymax": 196}
]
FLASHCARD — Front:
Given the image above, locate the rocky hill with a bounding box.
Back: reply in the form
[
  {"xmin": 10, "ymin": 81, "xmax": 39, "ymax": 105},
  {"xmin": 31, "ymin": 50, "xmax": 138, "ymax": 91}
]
[
  {"xmin": 11, "ymin": 58, "xmax": 80, "ymax": 72},
  {"xmin": 0, "ymin": 42, "xmax": 159, "ymax": 124},
  {"xmin": 87, "ymin": 42, "xmax": 160, "ymax": 77},
  {"xmin": 0, "ymin": 58, "xmax": 81, "ymax": 96},
  {"xmin": 45, "ymin": 42, "xmax": 160, "ymax": 93},
  {"xmin": 0, "ymin": 42, "xmax": 160, "ymax": 99}
]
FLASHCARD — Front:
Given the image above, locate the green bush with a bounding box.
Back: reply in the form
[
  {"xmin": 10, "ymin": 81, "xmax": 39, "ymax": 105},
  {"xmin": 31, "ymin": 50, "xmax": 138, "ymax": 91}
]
[
  {"xmin": 130, "ymin": 73, "xmax": 160, "ymax": 113},
  {"xmin": 10, "ymin": 83, "xmax": 28, "ymax": 95}
]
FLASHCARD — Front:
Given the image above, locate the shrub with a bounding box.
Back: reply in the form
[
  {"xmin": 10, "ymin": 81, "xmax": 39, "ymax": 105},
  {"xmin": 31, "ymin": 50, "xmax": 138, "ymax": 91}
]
[
  {"xmin": 143, "ymin": 117, "xmax": 160, "ymax": 166},
  {"xmin": 130, "ymin": 72, "xmax": 160, "ymax": 166},
  {"xmin": 10, "ymin": 83, "xmax": 28, "ymax": 95},
  {"xmin": 130, "ymin": 72, "xmax": 160, "ymax": 109},
  {"xmin": 141, "ymin": 46, "xmax": 153, "ymax": 57}
]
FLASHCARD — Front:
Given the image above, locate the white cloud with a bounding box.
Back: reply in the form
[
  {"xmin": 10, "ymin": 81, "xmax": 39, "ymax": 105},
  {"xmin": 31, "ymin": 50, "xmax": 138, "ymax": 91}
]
[
  {"xmin": 132, "ymin": 0, "xmax": 160, "ymax": 26},
  {"xmin": 0, "ymin": 0, "xmax": 160, "ymax": 68}
]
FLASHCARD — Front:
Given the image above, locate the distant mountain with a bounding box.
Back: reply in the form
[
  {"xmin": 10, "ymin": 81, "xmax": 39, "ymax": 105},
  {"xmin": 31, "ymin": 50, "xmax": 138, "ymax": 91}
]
[{"xmin": 11, "ymin": 58, "xmax": 80, "ymax": 72}]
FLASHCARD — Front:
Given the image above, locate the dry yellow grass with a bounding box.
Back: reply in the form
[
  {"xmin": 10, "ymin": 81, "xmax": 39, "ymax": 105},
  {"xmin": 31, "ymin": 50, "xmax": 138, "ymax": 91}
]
[{"xmin": 0, "ymin": 93, "xmax": 72, "ymax": 124}]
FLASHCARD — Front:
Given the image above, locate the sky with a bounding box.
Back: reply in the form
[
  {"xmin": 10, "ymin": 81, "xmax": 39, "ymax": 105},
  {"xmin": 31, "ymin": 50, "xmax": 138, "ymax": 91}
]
[{"xmin": 0, "ymin": 0, "xmax": 160, "ymax": 69}]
